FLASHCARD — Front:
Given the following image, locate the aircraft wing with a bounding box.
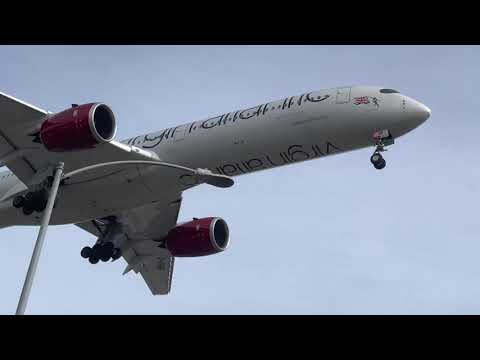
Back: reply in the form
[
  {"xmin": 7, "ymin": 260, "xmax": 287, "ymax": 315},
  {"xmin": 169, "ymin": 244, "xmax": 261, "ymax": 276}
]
[
  {"xmin": 0, "ymin": 91, "xmax": 49, "ymax": 182},
  {"xmin": 76, "ymin": 197, "xmax": 183, "ymax": 295},
  {"xmin": 3, "ymin": 91, "xmax": 233, "ymax": 294},
  {"xmin": 0, "ymin": 91, "xmax": 160, "ymax": 186}
]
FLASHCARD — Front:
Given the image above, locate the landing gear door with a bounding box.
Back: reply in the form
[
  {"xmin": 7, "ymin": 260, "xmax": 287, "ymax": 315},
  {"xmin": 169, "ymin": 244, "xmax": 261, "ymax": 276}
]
[{"xmin": 336, "ymin": 87, "xmax": 351, "ymax": 104}]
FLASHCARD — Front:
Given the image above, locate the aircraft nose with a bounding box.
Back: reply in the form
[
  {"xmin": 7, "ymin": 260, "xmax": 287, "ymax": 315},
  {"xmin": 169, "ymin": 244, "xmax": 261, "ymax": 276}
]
[
  {"xmin": 403, "ymin": 97, "xmax": 431, "ymax": 127},
  {"xmin": 415, "ymin": 102, "xmax": 431, "ymax": 122}
]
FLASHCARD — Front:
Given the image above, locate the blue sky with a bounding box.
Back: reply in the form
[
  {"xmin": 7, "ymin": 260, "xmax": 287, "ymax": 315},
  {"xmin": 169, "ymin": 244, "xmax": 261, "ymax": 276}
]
[{"xmin": 0, "ymin": 45, "xmax": 478, "ymax": 314}]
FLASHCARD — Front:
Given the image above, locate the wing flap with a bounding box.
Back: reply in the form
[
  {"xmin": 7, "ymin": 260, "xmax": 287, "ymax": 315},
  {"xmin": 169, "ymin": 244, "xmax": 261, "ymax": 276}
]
[
  {"xmin": 76, "ymin": 197, "xmax": 183, "ymax": 295},
  {"xmin": 141, "ymin": 256, "xmax": 175, "ymax": 295},
  {"xmin": 122, "ymin": 244, "xmax": 175, "ymax": 295}
]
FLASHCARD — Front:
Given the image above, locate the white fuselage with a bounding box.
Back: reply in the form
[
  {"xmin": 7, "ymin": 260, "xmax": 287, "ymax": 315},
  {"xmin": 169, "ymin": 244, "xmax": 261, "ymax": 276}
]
[{"xmin": 0, "ymin": 86, "xmax": 430, "ymax": 227}]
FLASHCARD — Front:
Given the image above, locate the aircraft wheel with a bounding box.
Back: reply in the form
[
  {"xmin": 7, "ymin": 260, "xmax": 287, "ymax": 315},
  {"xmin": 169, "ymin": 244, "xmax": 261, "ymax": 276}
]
[
  {"xmin": 34, "ymin": 190, "xmax": 48, "ymax": 212},
  {"xmin": 13, "ymin": 195, "xmax": 25, "ymax": 209},
  {"xmin": 88, "ymin": 255, "xmax": 99, "ymax": 264},
  {"xmin": 100, "ymin": 242, "xmax": 114, "ymax": 262},
  {"xmin": 103, "ymin": 242, "xmax": 114, "ymax": 254},
  {"xmin": 91, "ymin": 244, "xmax": 102, "ymax": 258},
  {"xmin": 38, "ymin": 188, "xmax": 49, "ymax": 201},
  {"xmin": 89, "ymin": 244, "xmax": 101, "ymax": 264},
  {"xmin": 81, "ymin": 246, "xmax": 92, "ymax": 259},
  {"xmin": 370, "ymin": 153, "xmax": 383, "ymax": 165},
  {"xmin": 22, "ymin": 206, "xmax": 34, "ymax": 216},
  {"xmin": 374, "ymin": 158, "xmax": 386, "ymax": 170},
  {"xmin": 34, "ymin": 201, "xmax": 47, "ymax": 213},
  {"xmin": 370, "ymin": 153, "xmax": 386, "ymax": 170},
  {"xmin": 100, "ymin": 253, "xmax": 111, "ymax": 262}
]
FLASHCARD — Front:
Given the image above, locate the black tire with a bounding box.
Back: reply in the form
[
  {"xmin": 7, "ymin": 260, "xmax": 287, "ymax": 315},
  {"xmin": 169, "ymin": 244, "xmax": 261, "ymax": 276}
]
[
  {"xmin": 24, "ymin": 191, "xmax": 39, "ymax": 212},
  {"xmin": 22, "ymin": 206, "xmax": 34, "ymax": 215},
  {"xmin": 35, "ymin": 190, "xmax": 48, "ymax": 212},
  {"xmin": 103, "ymin": 242, "xmax": 114, "ymax": 254},
  {"xmin": 374, "ymin": 159, "xmax": 386, "ymax": 170},
  {"xmin": 38, "ymin": 188, "xmax": 49, "ymax": 201},
  {"xmin": 370, "ymin": 153, "xmax": 383, "ymax": 165},
  {"xmin": 89, "ymin": 255, "xmax": 99, "ymax": 264},
  {"xmin": 13, "ymin": 196, "xmax": 25, "ymax": 209},
  {"xmin": 99, "ymin": 243, "xmax": 113, "ymax": 262},
  {"xmin": 80, "ymin": 246, "xmax": 92, "ymax": 259},
  {"xmin": 34, "ymin": 200, "xmax": 47, "ymax": 213},
  {"xmin": 100, "ymin": 254, "xmax": 110, "ymax": 262},
  {"xmin": 25, "ymin": 192, "xmax": 34, "ymax": 201},
  {"xmin": 91, "ymin": 244, "xmax": 102, "ymax": 257}
]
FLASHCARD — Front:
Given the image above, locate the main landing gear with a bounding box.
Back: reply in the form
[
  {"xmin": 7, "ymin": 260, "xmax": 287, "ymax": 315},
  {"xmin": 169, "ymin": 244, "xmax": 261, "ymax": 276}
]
[
  {"xmin": 370, "ymin": 129, "xmax": 393, "ymax": 170},
  {"xmin": 13, "ymin": 189, "xmax": 50, "ymax": 215},
  {"xmin": 81, "ymin": 242, "xmax": 122, "ymax": 264},
  {"xmin": 13, "ymin": 176, "xmax": 60, "ymax": 216},
  {"xmin": 80, "ymin": 217, "xmax": 122, "ymax": 264}
]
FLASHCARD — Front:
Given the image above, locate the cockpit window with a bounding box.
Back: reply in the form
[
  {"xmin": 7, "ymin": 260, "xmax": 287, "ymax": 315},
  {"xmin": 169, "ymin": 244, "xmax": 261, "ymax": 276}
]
[{"xmin": 380, "ymin": 88, "xmax": 399, "ymax": 94}]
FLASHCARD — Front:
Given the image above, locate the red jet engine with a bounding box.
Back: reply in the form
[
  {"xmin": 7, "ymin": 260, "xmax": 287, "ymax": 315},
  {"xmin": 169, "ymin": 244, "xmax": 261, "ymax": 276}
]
[
  {"xmin": 39, "ymin": 103, "xmax": 116, "ymax": 152},
  {"xmin": 165, "ymin": 217, "xmax": 230, "ymax": 257}
]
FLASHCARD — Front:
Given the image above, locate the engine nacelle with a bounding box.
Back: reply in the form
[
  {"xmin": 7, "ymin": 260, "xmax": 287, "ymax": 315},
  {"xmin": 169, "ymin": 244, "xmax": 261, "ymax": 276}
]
[
  {"xmin": 165, "ymin": 217, "xmax": 230, "ymax": 257},
  {"xmin": 39, "ymin": 103, "xmax": 116, "ymax": 152}
]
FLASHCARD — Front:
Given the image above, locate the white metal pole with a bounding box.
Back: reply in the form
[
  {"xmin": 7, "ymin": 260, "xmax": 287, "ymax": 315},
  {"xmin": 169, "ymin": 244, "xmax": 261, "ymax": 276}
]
[{"xmin": 15, "ymin": 162, "xmax": 64, "ymax": 315}]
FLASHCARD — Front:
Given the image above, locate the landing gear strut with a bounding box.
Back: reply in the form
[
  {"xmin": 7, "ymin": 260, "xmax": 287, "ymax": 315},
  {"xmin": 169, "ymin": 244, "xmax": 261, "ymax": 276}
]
[{"xmin": 370, "ymin": 129, "xmax": 393, "ymax": 170}]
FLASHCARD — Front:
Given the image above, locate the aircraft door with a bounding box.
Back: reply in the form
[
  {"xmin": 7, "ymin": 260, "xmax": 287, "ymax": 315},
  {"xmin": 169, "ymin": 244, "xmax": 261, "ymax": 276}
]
[{"xmin": 336, "ymin": 87, "xmax": 351, "ymax": 104}]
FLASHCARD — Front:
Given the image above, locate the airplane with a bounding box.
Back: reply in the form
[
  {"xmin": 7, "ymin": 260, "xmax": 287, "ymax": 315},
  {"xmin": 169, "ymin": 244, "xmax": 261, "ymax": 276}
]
[{"xmin": 0, "ymin": 85, "xmax": 430, "ymax": 296}]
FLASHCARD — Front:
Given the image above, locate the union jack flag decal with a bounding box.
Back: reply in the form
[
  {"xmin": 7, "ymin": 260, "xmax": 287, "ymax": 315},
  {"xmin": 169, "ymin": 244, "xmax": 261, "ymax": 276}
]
[{"xmin": 353, "ymin": 96, "xmax": 370, "ymax": 105}]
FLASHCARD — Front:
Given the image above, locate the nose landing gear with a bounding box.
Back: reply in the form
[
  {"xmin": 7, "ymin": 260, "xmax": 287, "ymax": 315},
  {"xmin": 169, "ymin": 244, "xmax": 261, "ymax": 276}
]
[
  {"xmin": 370, "ymin": 129, "xmax": 393, "ymax": 170},
  {"xmin": 370, "ymin": 152, "xmax": 386, "ymax": 170}
]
